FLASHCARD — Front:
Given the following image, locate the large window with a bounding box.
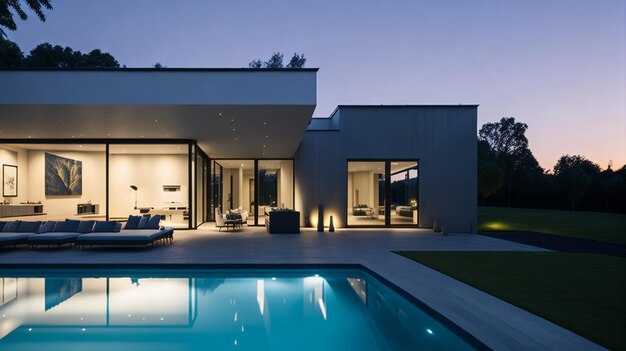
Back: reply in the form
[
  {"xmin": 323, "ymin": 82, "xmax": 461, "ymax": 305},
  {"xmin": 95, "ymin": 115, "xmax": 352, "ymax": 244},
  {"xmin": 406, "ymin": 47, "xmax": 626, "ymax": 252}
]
[
  {"xmin": 390, "ymin": 161, "xmax": 419, "ymax": 225},
  {"xmin": 347, "ymin": 161, "xmax": 386, "ymax": 226},
  {"xmin": 0, "ymin": 143, "xmax": 106, "ymax": 223},
  {"xmin": 258, "ymin": 159, "xmax": 294, "ymax": 217},
  {"xmin": 347, "ymin": 160, "xmax": 419, "ymax": 227},
  {"xmin": 109, "ymin": 144, "xmax": 190, "ymax": 229},
  {"xmin": 212, "ymin": 159, "xmax": 294, "ymax": 226}
]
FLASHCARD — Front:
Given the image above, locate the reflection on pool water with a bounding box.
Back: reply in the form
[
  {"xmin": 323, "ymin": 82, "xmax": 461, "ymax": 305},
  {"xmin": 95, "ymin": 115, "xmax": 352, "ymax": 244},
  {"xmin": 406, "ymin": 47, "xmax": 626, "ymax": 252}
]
[{"xmin": 0, "ymin": 269, "xmax": 478, "ymax": 351}]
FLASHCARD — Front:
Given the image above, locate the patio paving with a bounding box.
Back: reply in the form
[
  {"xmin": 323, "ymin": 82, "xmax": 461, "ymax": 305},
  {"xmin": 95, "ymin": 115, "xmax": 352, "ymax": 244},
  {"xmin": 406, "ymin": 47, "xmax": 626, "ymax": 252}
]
[{"xmin": 0, "ymin": 225, "xmax": 605, "ymax": 351}]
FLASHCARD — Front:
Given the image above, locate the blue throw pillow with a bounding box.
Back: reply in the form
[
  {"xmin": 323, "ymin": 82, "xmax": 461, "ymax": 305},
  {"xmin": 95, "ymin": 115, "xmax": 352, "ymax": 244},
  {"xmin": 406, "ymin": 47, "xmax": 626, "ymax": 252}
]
[
  {"xmin": 52, "ymin": 221, "xmax": 66, "ymax": 232},
  {"xmin": 63, "ymin": 219, "xmax": 81, "ymax": 232},
  {"xmin": 2, "ymin": 221, "xmax": 21, "ymax": 232},
  {"xmin": 37, "ymin": 221, "xmax": 56, "ymax": 234},
  {"xmin": 77, "ymin": 220, "xmax": 95, "ymax": 234},
  {"xmin": 17, "ymin": 221, "xmax": 43, "ymax": 233},
  {"xmin": 125, "ymin": 215, "xmax": 141, "ymax": 229},
  {"xmin": 93, "ymin": 221, "xmax": 120, "ymax": 233},
  {"xmin": 146, "ymin": 215, "xmax": 161, "ymax": 229},
  {"xmin": 137, "ymin": 216, "xmax": 149, "ymax": 229}
]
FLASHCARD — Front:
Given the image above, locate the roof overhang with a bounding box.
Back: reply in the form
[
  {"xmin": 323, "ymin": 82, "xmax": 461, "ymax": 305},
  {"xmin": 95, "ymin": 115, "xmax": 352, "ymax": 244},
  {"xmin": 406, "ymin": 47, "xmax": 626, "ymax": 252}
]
[{"xmin": 0, "ymin": 69, "xmax": 317, "ymax": 158}]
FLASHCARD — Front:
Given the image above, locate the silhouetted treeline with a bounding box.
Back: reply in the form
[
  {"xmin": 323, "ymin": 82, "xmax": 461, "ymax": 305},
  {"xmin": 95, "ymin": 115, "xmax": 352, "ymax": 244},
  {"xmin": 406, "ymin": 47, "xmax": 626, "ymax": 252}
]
[
  {"xmin": 478, "ymin": 117, "xmax": 626, "ymax": 213},
  {"xmin": 0, "ymin": 37, "xmax": 119, "ymax": 68}
]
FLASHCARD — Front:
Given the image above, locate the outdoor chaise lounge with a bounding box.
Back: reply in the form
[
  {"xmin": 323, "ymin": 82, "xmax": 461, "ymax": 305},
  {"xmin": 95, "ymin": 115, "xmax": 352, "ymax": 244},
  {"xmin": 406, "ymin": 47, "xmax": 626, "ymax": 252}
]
[
  {"xmin": 28, "ymin": 220, "xmax": 122, "ymax": 248},
  {"xmin": 1, "ymin": 216, "xmax": 173, "ymax": 249},
  {"xmin": 76, "ymin": 215, "xmax": 173, "ymax": 248}
]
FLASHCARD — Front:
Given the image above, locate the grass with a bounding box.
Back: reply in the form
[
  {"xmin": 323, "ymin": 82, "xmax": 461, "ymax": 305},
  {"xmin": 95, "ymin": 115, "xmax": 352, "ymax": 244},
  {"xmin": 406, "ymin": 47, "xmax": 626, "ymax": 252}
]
[
  {"xmin": 478, "ymin": 206, "xmax": 626, "ymax": 245},
  {"xmin": 397, "ymin": 252, "xmax": 626, "ymax": 351}
]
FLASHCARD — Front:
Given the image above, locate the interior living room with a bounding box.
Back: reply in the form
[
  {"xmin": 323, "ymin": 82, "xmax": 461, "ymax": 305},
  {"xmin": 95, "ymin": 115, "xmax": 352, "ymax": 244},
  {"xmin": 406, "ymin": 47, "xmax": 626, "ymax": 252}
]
[
  {"xmin": 347, "ymin": 161, "xmax": 419, "ymax": 227},
  {"xmin": 0, "ymin": 142, "xmax": 198, "ymax": 229},
  {"xmin": 214, "ymin": 159, "xmax": 294, "ymax": 226}
]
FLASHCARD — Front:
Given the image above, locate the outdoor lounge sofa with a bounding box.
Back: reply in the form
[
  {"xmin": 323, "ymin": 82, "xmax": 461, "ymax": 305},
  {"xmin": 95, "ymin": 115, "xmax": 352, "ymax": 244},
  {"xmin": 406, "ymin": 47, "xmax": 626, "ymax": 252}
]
[
  {"xmin": 0, "ymin": 217, "xmax": 174, "ymax": 249},
  {"xmin": 0, "ymin": 221, "xmax": 41, "ymax": 247}
]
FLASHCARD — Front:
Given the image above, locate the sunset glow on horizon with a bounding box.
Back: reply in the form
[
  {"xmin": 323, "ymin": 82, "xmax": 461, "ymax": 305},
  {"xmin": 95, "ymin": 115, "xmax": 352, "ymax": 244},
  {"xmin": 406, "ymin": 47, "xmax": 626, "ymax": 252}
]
[{"xmin": 7, "ymin": 0, "xmax": 625, "ymax": 170}]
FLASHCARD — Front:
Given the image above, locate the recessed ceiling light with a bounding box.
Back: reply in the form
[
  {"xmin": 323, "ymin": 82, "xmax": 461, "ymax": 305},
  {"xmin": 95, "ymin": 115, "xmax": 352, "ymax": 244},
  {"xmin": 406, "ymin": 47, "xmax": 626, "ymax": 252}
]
[
  {"xmin": 265, "ymin": 135, "xmax": 269, "ymax": 138},
  {"xmin": 235, "ymin": 137, "xmax": 239, "ymax": 141},
  {"xmin": 219, "ymin": 113, "xmax": 222, "ymax": 116},
  {"xmin": 263, "ymin": 122, "xmax": 267, "ymax": 125},
  {"xmin": 230, "ymin": 118, "xmax": 234, "ymax": 122},
  {"xmin": 233, "ymin": 128, "xmax": 236, "ymax": 132}
]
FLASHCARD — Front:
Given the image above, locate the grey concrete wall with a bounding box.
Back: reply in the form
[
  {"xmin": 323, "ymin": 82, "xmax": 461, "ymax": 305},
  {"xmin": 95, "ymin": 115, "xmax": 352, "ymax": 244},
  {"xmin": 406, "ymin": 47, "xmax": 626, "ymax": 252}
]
[{"xmin": 295, "ymin": 106, "xmax": 477, "ymax": 233}]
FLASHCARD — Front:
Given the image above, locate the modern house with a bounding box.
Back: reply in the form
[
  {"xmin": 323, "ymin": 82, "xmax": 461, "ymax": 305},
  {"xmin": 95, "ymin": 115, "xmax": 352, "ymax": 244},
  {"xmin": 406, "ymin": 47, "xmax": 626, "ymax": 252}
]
[{"xmin": 0, "ymin": 68, "xmax": 477, "ymax": 232}]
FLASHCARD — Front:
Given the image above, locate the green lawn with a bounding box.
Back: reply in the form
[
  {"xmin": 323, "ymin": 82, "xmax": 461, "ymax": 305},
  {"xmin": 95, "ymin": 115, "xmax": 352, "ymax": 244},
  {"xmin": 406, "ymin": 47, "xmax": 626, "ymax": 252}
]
[
  {"xmin": 397, "ymin": 252, "xmax": 626, "ymax": 351},
  {"xmin": 479, "ymin": 206, "xmax": 626, "ymax": 245}
]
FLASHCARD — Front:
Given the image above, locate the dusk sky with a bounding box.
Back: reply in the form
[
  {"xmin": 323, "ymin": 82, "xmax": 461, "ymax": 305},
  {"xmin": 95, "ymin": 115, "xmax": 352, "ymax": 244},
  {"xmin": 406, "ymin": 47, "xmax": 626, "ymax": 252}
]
[{"xmin": 6, "ymin": 0, "xmax": 625, "ymax": 170}]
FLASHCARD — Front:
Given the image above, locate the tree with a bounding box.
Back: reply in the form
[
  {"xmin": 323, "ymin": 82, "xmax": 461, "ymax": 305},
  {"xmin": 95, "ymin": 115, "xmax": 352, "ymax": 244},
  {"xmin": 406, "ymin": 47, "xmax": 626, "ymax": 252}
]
[
  {"xmin": 154, "ymin": 62, "xmax": 166, "ymax": 68},
  {"xmin": 286, "ymin": 53, "xmax": 306, "ymax": 68},
  {"xmin": 23, "ymin": 42, "xmax": 119, "ymax": 67},
  {"xmin": 264, "ymin": 52, "xmax": 283, "ymax": 68},
  {"xmin": 248, "ymin": 59, "xmax": 262, "ymax": 68},
  {"xmin": 0, "ymin": 0, "xmax": 52, "ymax": 37},
  {"xmin": 248, "ymin": 52, "xmax": 306, "ymax": 69},
  {"xmin": 478, "ymin": 117, "xmax": 543, "ymax": 207},
  {"xmin": 0, "ymin": 35, "xmax": 22, "ymax": 66},
  {"xmin": 478, "ymin": 161, "xmax": 504, "ymax": 202},
  {"xmin": 553, "ymin": 155, "xmax": 600, "ymax": 210}
]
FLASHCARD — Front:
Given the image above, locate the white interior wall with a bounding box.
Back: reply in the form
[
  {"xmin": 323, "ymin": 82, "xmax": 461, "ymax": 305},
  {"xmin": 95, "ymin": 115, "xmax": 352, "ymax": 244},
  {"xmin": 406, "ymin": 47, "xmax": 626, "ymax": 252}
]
[
  {"xmin": 109, "ymin": 154, "xmax": 188, "ymax": 218},
  {"xmin": 279, "ymin": 163, "xmax": 293, "ymax": 208},
  {"xmin": 352, "ymin": 171, "xmax": 371, "ymax": 207},
  {"xmin": 0, "ymin": 147, "xmax": 28, "ymax": 204},
  {"xmin": 28, "ymin": 150, "xmax": 106, "ymax": 218}
]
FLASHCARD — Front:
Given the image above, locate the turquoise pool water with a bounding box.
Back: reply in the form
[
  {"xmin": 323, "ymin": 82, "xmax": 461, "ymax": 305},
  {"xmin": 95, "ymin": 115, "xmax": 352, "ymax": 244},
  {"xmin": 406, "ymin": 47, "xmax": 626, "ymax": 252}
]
[{"xmin": 0, "ymin": 269, "xmax": 480, "ymax": 350}]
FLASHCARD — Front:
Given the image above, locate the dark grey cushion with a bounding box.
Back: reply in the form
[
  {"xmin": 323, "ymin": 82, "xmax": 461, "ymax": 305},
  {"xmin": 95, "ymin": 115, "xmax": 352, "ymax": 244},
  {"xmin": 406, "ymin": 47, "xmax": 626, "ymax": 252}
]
[
  {"xmin": 77, "ymin": 220, "xmax": 95, "ymax": 234},
  {"xmin": 125, "ymin": 215, "xmax": 141, "ymax": 229},
  {"xmin": 137, "ymin": 216, "xmax": 149, "ymax": 229},
  {"xmin": 63, "ymin": 219, "xmax": 81, "ymax": 232},
  {"xmin": 93, "ymin": 221, "xmax": 120, "ymax": 233},
  {"xmin": 17, "ymin": 221, "xmax": 43, "ymax": 233},
  {"xmin": 2, "ymin": 221, "xmax": 21, "ymax": 232},
  {"xmin": 37, "ymin": 221, "xmax": 56, "ymax": 233},
  {"xmin": 146, "ymin": 215, "xmax": 160, "ymax": 229}
]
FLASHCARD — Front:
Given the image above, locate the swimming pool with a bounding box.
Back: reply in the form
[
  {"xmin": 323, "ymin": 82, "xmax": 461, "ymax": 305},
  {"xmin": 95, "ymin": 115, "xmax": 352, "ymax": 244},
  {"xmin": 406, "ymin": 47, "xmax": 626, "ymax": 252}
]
[{"xmin": 0, "ymin": 268, "xmax": 483, "ymax": 350}]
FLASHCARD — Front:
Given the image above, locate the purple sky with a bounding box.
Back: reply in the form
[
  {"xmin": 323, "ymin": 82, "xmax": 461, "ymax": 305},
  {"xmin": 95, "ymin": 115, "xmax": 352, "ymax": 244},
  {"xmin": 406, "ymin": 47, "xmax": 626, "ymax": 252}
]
[{"xmin": 7, "ymin": 0, "xmax": 626, "ymax": 170}]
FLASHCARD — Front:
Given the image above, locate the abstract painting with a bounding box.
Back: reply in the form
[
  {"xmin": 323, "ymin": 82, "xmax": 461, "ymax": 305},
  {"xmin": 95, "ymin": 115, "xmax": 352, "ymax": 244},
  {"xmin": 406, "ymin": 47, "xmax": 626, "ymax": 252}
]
[
  {"xmin": 45, "ymin": 153, "xmax": 82, "ymax": 195},
  {"xmin": 2, "ymin": 164, "xmax": 17, "ymax": 197},
  {"xmin": 44, "ymin": 278, "xmax": 82, "ymax": 311}
]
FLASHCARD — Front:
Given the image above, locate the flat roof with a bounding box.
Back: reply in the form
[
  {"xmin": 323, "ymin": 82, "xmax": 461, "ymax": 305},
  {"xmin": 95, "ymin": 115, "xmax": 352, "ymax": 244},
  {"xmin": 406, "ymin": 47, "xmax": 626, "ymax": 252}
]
[
  {"xmin": 0, "ymin": 67, "xmax": 319, "ymax": 72},
  {"xmin": 0, "ymin": 69, "xmax": 317, "ymax": 158}
]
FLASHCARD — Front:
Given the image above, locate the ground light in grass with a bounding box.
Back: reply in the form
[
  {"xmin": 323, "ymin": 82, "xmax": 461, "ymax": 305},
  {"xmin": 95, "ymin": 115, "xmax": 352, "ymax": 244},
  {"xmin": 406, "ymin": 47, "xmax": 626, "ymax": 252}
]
[
  {"xmin": 478, "ymin": 206, "xmax": 626, "ymax": 245},
  {"xmin": 396, "ymin": 251, "xmax": 626, "ymax": 351}
]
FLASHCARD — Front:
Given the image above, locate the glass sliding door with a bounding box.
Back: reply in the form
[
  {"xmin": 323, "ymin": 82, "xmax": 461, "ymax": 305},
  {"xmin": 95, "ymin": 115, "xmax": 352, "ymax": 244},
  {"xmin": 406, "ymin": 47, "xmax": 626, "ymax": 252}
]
[
  {"xmin": 210, "ymin": 160, "xmax": 223, "ymax": 222},
  {"xmin": 0, "ymin": 143, "xmax": 106, "ymax": 223},
  {"xmin": 347, "ymin": 161, "xmax": 386, "ymax": 226},
  {"xmin": 214, "ymin": 160, "xmax": 255, "ymax": 225},
  {"xmin": 257, "ymin": 160, "xmax": 294, "ymax": 222},
  {"xmin": 390, "ymin": 161, "xmax": 419, "ymax": 226},
  {"xmin": 347, "ymin": 160, "xmax": 419, "ymax": 227},
  {"xmin": 108, "ymin": 144, "xmax": 190, "ymax": 229}
]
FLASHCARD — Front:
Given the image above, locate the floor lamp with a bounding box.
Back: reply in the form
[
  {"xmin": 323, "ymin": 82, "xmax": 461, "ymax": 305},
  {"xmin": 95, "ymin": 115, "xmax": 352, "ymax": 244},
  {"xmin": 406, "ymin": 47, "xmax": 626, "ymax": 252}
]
[{"xmin": 130, "ymin": 185, "xmax": 138, "ymax": 210}]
